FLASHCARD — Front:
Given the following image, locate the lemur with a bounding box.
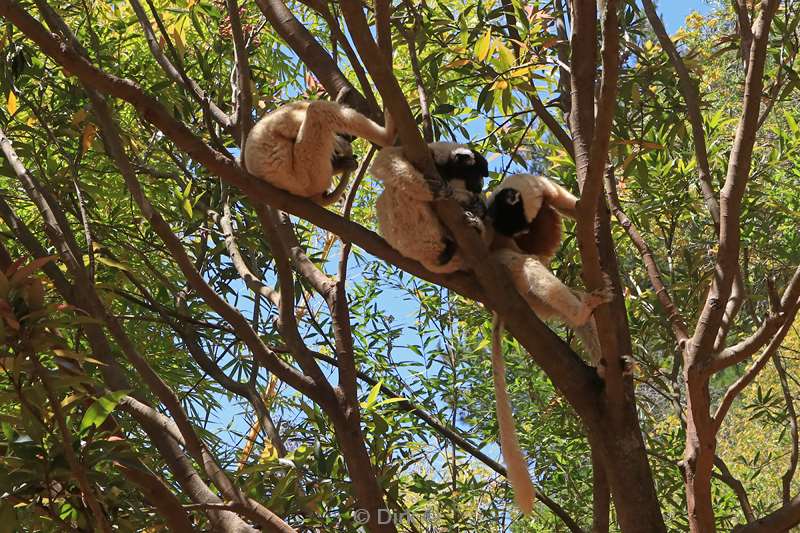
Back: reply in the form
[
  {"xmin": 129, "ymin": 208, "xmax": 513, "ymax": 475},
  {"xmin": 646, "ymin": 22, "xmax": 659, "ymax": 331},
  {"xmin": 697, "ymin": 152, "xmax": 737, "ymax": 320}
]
[
  {"xmin": 371, "ymin": 142, "xmax": 490, "ymax": 273},
  {"xmin": 244, "ymin": 96, "xmax": 395, "ymax": 205},
  {"xmin": 484, "ymin": 173, "xmax": 615, "ymax": 515}
]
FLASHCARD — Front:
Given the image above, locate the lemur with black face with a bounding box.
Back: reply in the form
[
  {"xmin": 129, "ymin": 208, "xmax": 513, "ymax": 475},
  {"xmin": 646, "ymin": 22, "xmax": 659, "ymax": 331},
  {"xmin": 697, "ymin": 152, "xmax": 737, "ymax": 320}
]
[
  {"xmin": 244, "ymin": 96, "xmax": 395, "ymax": 206},
  {"xmin": 371, "ymin": 142, "xmax": 490, "ymax": 273},
  {"xmin": 483, "ymin": 173, "xmax": 615, "ymax": 516},
  {"xmin": 486, "ymin": 173, "xmax": 613, "ymax": 368}
]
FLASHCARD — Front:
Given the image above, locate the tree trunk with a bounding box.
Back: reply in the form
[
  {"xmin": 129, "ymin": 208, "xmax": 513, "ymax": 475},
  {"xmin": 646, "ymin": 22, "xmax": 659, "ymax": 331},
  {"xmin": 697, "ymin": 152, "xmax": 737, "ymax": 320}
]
[
  {"xmin": 329, "ymin": 404, "xmax": 398, "ymax": 533},
  {"xmin": 590, "ymin": 402, "xmax": 668, "ymax": 533},
  {"xmin": 683, "ymin": 367, "xmax": 717, "ymax": 533}
]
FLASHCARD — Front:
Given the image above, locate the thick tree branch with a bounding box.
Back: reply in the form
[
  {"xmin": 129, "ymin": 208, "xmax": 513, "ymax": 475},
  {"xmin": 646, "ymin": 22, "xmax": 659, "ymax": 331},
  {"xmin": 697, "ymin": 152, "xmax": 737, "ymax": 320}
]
[
  {"xmin": 731, "ymin": 0, "xmax": 754, "ymax": 73},
  {"xmin": 592, "ymin": 448, "xmax": 610, "ymax": 533},
  {"xmin": 734, "ymin": 493, "xmax": 800, "ymax": 533},
  {"xmin": 691, "ymin": 0, "xmax": 779, "ymax": 357}
]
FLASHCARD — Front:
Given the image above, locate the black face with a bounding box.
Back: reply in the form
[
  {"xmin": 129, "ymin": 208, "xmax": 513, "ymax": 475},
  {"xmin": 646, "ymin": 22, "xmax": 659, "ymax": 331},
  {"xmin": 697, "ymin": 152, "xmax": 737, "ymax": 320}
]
[
  {"xmin": 435, "ymin": 149, "xmax": 489, "ymax": 194},
  {"xmin": 487, "ymin": 188, "xmax": 528, "ymax": 237}
]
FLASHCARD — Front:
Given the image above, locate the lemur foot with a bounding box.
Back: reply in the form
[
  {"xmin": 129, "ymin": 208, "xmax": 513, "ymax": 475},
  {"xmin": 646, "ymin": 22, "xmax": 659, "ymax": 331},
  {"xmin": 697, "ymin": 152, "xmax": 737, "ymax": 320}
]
[
  {"xmin": 464, "ymin": 210, "xmax": 486, "ymax": 235},
  {"xmin": 585, "ymin": 275, "xmax": 614, "ymax": 311}
]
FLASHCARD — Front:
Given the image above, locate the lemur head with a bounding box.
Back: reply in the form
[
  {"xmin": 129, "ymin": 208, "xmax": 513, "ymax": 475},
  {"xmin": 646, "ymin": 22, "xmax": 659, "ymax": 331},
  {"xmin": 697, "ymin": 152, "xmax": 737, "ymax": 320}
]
[
  {"xmin": 486, "ymin": 174, "xmax": 547, "ymax": 236},
  {"xmin": 429, "ymin": 142, "xmax": 489, "ymax": 194},
  {"xmin": 331, "ymin": 133, "xmax": 358, "ymax": 175},
  {"xmin": 487, "ymin": 174, "xmax": 563, "ymax": 259}
]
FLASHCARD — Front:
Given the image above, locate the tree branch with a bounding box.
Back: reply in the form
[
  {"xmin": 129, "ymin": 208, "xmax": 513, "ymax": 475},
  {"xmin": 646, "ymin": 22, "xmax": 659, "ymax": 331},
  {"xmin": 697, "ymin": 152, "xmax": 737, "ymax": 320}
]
[
  {"xmin": 713, "ymin": 300, "xmax": 800, "ymax": 432},
  {"xmin": 252, "ymin": 0, "xmax": 369, "ymax": 113},
  {"xmin": 226, "ymin": 0, "xmax": 253, "ymax": 147},
  {"xmin": 605, "ymin": 167, "xmax": 689, "ymax": 344},
  {"xmin": 115, "ymin": 462, "xmax": 196, "ymax": 533},
  {"xmin": 691, "ymin": 0, "xmax": 779, "ymax": 357},
  {"xmin": 773, "ymin": 352, "xmax": 799, "ymax": 505},
  {"xmin": 126, "ymin": 0, "xmax": 233, "ymax": 132},
  {"xmin": 733, "ymin": 493, "xmax": 800, "ymax": 533},
  {"xmin": 711, "ymin": 265, "xmax": 800, "ymax": 372},
  {"xmin": 714, "ymin": 456, "xmax": 756, "ymax": 523}
]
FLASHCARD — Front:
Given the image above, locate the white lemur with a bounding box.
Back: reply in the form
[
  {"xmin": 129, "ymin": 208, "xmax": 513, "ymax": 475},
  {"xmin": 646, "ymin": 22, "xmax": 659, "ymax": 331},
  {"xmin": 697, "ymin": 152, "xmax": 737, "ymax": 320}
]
[
  {"xmin": 371, "ymin": 142, "xmax": 490, "ymax": 273},
  {"xmin": 244, "ymin": 97, "xmax": 395, "ymax": 206},
  {"xmin": 484, "ymin": 173, "xmax": 614, "ymax": 515},
  {"xmin": 486, "ymin": 173, "xmax": 612, "ymax": 367}
]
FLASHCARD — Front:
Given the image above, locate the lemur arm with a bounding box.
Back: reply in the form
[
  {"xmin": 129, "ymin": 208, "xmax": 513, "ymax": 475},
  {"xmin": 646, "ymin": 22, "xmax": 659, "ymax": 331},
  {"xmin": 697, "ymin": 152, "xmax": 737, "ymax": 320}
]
[{"xmin": 542, "ymin": 180, "xmax": 579, "ymax": 219}]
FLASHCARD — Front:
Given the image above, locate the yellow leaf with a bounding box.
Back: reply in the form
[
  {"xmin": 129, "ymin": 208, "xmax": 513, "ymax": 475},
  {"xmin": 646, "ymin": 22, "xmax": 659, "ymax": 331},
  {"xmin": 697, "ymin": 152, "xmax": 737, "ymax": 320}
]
[
  {"xmin": 7, "ymin": 91, "xmax": 18, "ymax": 114},
  {"xmin": 81, "ymin": 123, "xmax": 97, "ymax": 154},
  {"xmin": 96, "ymin": 255, "xmax": 131, "ymax": 272},
  {"xmin": 490, "ymin": 79, "xmax": 509, "ymax": 90},
  {"xmin": 475, "ymin": 30, "xmax": 492, "ymax": 62},
  {"xmin": 444, "ymin": 58, "xmax": 471, "ymax": 69},
  {"xmin": 510, "ymin": 66, "xmax": 533, "ymax": 78},
  {"xmin": 496, "ymin": 42, "xmax": 516, "ymax": 70},
  {"xmin": 172, "ymin": 28, "xmax": 185, "ymax": 60}
]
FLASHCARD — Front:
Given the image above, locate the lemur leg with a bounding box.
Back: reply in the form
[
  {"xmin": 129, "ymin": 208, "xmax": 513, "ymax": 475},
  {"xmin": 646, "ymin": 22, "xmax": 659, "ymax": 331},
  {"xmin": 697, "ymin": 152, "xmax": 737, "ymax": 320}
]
[
  {"xmin": 293, "ymin": 102, "xmax": 338, "ymax": 197},
  {"xmin": 519, "ymin": 260, "xmax": 612, "ymax": 329},
  {"xmin": 304, "ymin": 100, "xmax": 395, "ymax": 147}
]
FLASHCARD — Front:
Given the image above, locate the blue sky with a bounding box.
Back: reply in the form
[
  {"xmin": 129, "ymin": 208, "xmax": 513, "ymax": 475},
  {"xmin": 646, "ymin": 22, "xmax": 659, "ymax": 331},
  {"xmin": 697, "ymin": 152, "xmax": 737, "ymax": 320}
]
[{"xmin": 661, "ymin": 0, "xmax": 712, "ymax": 32}]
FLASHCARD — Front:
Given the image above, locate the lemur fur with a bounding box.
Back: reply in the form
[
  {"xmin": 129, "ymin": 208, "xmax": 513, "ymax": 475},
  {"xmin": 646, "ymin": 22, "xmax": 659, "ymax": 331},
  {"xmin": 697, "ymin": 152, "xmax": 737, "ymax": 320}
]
[
  {"xmin": 372, "ymin": 142, "xmax": 489, "ymax": 273},
  {"xmin": 244, "ymin": 98, "xmax": 395, "ymax": 206}
]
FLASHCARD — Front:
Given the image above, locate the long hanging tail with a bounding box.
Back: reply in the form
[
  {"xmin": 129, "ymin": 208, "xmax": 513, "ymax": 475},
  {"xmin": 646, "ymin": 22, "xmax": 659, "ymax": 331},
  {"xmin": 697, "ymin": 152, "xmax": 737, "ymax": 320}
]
[{"xmin": 491, "ymin": 314, "xmax": 536, "ymax": 515}]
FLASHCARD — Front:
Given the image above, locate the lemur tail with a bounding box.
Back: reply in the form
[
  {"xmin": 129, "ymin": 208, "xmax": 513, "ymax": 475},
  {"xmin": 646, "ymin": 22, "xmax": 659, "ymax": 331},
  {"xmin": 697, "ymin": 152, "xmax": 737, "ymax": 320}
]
[{"xmin": 491, "ymin": 314, "xmax": 536, "ymax": 515}]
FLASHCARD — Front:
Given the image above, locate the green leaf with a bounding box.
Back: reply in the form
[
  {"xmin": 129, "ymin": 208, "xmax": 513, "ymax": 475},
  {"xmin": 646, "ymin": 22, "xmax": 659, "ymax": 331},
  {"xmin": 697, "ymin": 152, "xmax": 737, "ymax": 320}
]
[
  {"xmin": 784, "ymin": 110, "xmax": 799, "ymax": 134},
  {"xmin": 80, "ymin": 390, "xmax": 128, "ymax": 432},
  {"xmin": 182, "ymin": 197, "xmax": 193, "ymax": 219}
]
